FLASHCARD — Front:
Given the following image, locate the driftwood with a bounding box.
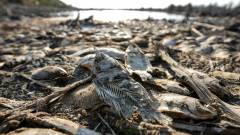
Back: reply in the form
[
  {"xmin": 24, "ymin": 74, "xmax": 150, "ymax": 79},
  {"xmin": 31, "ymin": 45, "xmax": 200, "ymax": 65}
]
[
  {"xmin": 69, "ymin": 12, "xmax": 80, "ymax": 27},
  {"xmin": 158, "ymin": 46, "xmax": 240, "ymax": 125}
]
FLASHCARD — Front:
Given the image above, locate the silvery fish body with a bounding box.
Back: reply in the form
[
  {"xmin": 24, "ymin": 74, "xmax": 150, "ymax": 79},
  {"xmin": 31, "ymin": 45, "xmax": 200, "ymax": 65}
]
[
  {"xmin": 31, "ymin": 66, "xmax": 68, "ymax": 80},
  {"xmin": 71, "ymin": 47, "xmax": 125, "ymax": 60},
  {"xmin": 93, "ymin": 52, "xmax": 172, "ymax": 124},
  {"xmin": 77, "ymin": 54, "xmax": 96, "ymax": 69},
  {"xmin": 125, "ymin": 44, "xmax": 153, "ymax": 81}
]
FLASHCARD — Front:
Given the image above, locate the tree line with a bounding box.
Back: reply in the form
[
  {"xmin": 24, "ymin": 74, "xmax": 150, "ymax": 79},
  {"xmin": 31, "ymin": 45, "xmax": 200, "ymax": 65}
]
[{"xmin": 164, "ymin": 2, "xmax": 240, "ymax": 17}]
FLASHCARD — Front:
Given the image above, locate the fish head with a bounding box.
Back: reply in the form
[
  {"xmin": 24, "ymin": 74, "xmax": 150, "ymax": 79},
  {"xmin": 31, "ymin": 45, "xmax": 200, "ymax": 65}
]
[
  {"xmin": 125, "ymin": 43, "xmax": 152, "ymax": 75},
  {"xmin": 194, "ymin": 102, "xmax": 217, "ymax": 119},
  {"xmin": 183, "ymin": 100, "xmax": 217, "ymax": 119},
  {"xmin": 93, "ymin": 52, "xmax": 121, "ymax": 74}
]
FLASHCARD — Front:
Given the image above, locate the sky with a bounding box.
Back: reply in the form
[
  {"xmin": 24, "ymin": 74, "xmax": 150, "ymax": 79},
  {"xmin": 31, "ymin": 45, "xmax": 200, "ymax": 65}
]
[{"xmin": 61, "ymin": 0, "xmax": 239, "ymax": 9}]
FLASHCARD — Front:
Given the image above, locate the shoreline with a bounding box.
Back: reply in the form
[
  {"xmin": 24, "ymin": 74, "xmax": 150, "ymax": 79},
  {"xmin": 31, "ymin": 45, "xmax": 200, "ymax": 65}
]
[{"xmin": 0, "ymin": 3, "xmax": 77, "ymax": 21}]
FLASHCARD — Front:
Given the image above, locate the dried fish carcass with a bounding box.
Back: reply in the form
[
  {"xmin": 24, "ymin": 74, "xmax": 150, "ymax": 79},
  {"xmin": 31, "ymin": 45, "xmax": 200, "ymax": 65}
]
[
  {"xmin": 125, "ymin": 44, "xmax": 153, "ymax": 81},
  {"xmin": 93, "ymin": 52, "xmax": 172, "ymax": 124},
  {"xmin": 152, "ymin": 93, "xmax": 217, "ymax": 120}
]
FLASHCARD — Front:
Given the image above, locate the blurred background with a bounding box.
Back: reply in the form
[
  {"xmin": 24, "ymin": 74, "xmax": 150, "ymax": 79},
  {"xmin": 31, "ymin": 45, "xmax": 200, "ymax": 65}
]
[
  {"xmin": 0, "ymin": 1, "xmax": 240, "ymax": 135},
  {"xmin": 0, "ymin": 0, "xmax": 240, "ymax": 21}
]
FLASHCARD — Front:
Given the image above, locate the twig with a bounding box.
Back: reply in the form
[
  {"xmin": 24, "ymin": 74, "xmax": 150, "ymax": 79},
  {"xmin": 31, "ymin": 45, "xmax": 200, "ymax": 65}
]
[
  {"xmin": 94, "ymin": 122, "xmax": 102, "ymax": 131},
  {"xmin": 191, "ymin": 26, "xmax": 204, "ymax": 37},
  {"xmin": 97, "ymin": 113, "xmax": 117, "ymax": 135},
  {"xmin": 19, "ymin": 74, "xmax": 93, "ymax": 111},
  {"xmin": 40, "ymin": 74, "xmax": 93, "ymax": 103}
]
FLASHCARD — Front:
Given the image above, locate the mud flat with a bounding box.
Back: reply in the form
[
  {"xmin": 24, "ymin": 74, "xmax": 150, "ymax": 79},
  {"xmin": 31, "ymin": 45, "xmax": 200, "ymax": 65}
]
[{"xmin": 0, "ymin": 16, "xmax": 240, "ymax": 135}]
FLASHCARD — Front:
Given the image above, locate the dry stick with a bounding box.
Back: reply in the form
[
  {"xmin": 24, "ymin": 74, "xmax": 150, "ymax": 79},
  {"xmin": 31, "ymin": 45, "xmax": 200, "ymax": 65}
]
[
  {"xmin": 94, "ymin": 122, "xmax": 102, "ymax": 131},
  {"xmin": 191, "ymin": 26, "xmax": 204, "ymax": 37},
  {"xmin": 158, "ymin": 47, "xmax": 240, "ymax": 125},
  {"xmin": 97, "ymin": 113, "xmax": 117, "ymax": 135}
]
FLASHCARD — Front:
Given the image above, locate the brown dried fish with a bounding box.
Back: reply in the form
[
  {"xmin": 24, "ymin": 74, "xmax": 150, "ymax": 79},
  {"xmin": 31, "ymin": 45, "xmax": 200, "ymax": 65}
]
[
  {"xmin": 77, "ymin": 54, "xmax": 96, "ymax": 69},
  {"xmin": 158, "ymin": 47, "xmax": 240, "ymax": 125},
  {"xmin": 7, "ymin": 128, "xmax": 67, "ymax": 135},
  {"xmin": 31, "ymin": 66, "xmax": 68, "ymax": 80},
  {"xmin": 0, "ymin": 112, "xmax": 79, "ymax": 135},
  {"xmin": 151, "ymin": 79, "xmax": 191, "ymax": 95},
  {"xmin": 188, "ymin": 69, "xmax": 233, "ymax": 99},
  {"xmin": 152, "ymin": 93, "xmax": 217, "ymax": 120},
  {"xmin": 93, "ymin": 52, "xmax": 172, "ymax": 124},
  {"xmin": 70, "ymin": 47, "xmax": 125, "ymax": 60},
  {"xmin": 49, "ymin": 83, "xmax": 102, "ymax": 113},
  {"xmin": 74, "ymin": 47, "xmax": 125, "ymax": 71}
]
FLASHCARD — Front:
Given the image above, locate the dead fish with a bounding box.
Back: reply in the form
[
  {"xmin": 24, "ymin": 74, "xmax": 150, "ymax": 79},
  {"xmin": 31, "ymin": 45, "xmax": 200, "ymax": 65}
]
[
  {"xmin": 125, "ymin": 43, "xmax": 153, "ymax": 81},
  {"xmin": 7, "ymin": 128, "xmax": 66, "ymax": 135},
  {"xmin": 50, "ymin": 83, "xmax": 102, "ymax": 112},
  {"xmin": 188, "ymin": 69, "xmax": 233, "ymax": 99},
  {"xmin": 152, "ymin": 93, "xmax": 217, "ymax": 120},
  {"xmin": 77, "ymin": 54, "xmax": 96, "ymax": 70},
  {"xmin": 151, "ymin": 79, "xmax": 191, "ymax": 96},
  {"xmin": 93, "ymin": 52, "xmax": 172, "ymax": 125},
  {"xmin": 32, "ymin": 66, "xmax": 68, "ymax": 80},
  {"xmin": 77, "ymin": 128, "xmax": 102, "ymax": 135},
  {"xmin": 0, "ymin": 111, "xmax": 79, "ymax": 135},
  {"xmin": 70, "ymin": 47, "xmax": 125, "ymax": 60}
]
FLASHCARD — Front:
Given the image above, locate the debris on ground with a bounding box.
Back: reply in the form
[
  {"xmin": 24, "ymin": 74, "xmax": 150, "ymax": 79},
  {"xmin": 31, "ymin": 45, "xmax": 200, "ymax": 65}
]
[{"xmin": 0, "ymin": 16, "xmax": 240, "ymax": 135}]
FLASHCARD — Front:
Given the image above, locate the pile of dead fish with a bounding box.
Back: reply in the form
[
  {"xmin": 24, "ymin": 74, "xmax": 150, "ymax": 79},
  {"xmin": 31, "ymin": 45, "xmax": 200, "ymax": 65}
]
[{"xmin": 0, "ymin": 17, "xmax": 240, "ymax": 135}]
